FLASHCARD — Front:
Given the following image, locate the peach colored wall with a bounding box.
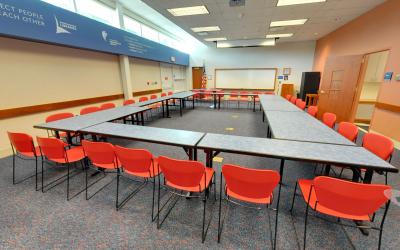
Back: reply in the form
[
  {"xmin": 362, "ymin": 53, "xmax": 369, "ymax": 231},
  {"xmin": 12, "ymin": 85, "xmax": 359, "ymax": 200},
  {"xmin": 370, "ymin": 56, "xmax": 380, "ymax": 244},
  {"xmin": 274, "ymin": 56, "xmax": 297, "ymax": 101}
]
[{"xmin": 313, "ymin": 0, "xmax": 400, "ymax": 141}]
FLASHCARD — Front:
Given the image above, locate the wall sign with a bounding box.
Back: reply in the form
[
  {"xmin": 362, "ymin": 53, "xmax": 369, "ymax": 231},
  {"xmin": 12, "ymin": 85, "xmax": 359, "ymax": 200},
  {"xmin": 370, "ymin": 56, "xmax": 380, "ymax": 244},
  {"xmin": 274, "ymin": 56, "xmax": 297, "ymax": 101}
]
[
  {"xmin": 0, "ymin": 0, "xmax": 189, "ymax": 66},
  {"xmin": 384, "ymin": 72, "xmax": 393, "ymax": 81}
]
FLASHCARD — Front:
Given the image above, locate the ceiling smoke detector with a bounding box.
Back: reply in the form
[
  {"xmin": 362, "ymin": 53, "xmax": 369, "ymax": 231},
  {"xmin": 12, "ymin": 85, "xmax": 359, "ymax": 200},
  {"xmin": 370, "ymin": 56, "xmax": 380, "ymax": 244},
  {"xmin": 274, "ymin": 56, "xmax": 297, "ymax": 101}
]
[{"xmin": 229, "ymin": 0, "xmax": 246, "ymax": 7}]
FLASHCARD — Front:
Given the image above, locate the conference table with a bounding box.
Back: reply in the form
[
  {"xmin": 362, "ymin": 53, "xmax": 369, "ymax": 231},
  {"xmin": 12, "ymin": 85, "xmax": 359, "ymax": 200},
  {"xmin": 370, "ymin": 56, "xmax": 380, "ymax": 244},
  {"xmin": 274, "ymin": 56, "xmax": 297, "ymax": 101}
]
[
  {"xmin": 170, "ymin": 91, "xmax": 196, "ymax": 116},
  {"xmin": 80, "ymin": 122, "xmax": 205, "ymax": 160},
  {"xmin": 264, "ymin": 111, "xmax": 355, "ymax": 146},
  {"xmin": 34, "ymin": 106, "xmax": 149, "ymax": 144},
  {"xmin": 259, "ymin": 94, "xmax": 302, "ymax": 114},
  {"xmin": 193, "ymin": 90, "xmax": 261, "ymax": 111}
]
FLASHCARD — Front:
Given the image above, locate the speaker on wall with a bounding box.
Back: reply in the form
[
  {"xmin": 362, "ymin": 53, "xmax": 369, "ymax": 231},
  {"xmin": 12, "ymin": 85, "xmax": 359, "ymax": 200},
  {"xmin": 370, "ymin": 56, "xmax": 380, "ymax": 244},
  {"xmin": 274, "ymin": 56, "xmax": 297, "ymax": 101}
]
[{"xmin": 299, "ymin": 72, "xmax": 321, "ymax": 100}]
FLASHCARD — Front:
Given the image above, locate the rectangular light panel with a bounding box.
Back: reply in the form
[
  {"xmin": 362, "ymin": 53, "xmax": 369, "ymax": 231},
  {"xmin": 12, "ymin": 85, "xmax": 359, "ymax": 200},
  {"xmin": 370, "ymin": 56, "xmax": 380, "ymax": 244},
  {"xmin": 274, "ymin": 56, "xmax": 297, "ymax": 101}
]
[
  {"xmin": 270, "ymin": 19, "xmax": 307, "ymax": 27},
  {"xmin": 217, "ymin": 39, "xmax": 275, "ymax": 48},
  {"xmin": 266, "ymin": 33, "xmax": 293, "ymax": 38},
  {"xmin": 167, "ymin": 6, "xmax": 209, "ymax": 16},
  {"xmin": 277, "ymin": 0, "xmax": 326, "ymax": 7},
  {"xmin": 191, "ymin": 26, "xmax": 221, "ymax": 32},
  {"xmin": 205, "ymin": 37, "xmax": 227, "ymax": 41}
]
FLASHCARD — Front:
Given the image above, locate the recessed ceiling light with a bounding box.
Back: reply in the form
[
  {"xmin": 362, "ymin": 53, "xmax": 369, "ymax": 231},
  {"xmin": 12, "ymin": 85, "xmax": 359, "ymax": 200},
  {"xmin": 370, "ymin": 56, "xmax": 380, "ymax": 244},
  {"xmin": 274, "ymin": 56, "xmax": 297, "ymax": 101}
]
[
  {"xmin": 167, "ymin": 6, "xmax": 209, "ymax": 16},
  {"xmin": 277, "ymin": 0, "xmax": 326, "ymax": 6},
  {"xmin": 191, "ymin": 26, "xmax": 221, "ymax": 32},
  {"xmin": 217, "ymin": 39, "xmax": 275, "ymax": 48},
  {"xmin": 204, "ymin": 37, "xmax": 227, "ymax": 41},
  {"xmin": 197, "ymin": 32, "xmax": 209, "ymax": 36},
  {"xmin": 266, "ymin": 33, "xmax": 293, "ymax": 38},
  {"xmin": 270, "ymin": 19, "xmax": 308, "ymax": 27}
]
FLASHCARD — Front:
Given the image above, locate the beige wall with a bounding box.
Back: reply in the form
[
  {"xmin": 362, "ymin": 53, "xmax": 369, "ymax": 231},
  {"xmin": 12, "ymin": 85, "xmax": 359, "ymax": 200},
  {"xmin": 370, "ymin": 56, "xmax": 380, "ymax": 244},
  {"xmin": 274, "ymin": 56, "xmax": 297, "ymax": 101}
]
[
  {"xmin": 0, "ymin": 37, "xmax": 123, "ymax": 109},
  {"xmin": 0, "ymin": 37, "xmax": 185, "ymax": 157},
  {"xmin": 130, "ymin": 58, "xmax": 162, "ymax": 92},
  {"xmin": 313, "ymin": 0, "xmax": 400, "ymax": 141}
]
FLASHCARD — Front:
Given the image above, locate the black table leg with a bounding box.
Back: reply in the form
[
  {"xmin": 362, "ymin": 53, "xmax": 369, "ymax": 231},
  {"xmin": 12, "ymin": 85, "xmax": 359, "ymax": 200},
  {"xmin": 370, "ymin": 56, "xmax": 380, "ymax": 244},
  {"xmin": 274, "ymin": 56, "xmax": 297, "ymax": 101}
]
[
  {"xmin": 66, "ymin": 132, "xmax": 73, "ymax": 145},
  {"xmin": 166, "ymin": 100, "xmax": 170, "ymax": 118},
  {"xmin": 140, "ymin": 112, "xmax": 144, "ymax": 126},
  {"xmin": 324, "ymin": 164, "xmax": 331, "ymax": 176},
  {"xmin": 180, "ymin": 99, "xmax": 183, "ymax": 116},
  {"xmin": 214, "ymin": 95, "xmax": 217, "ymax": 109},
  {"xmin": 262, "ymin": 111, "xmax": 265, "ymax": 122},
  {"xmin": 363, "ymin": 169, "xmax": 374, "ymax": 184},
  {"xmin": 188, "ymin": 148, "xmax": 193, "ymax": 160},
  {"xmin": 253, "ymin": 97, "xmax": 256, "ymax": 112},
  {"xmin": 193, "ymin": 148, "xmax": 197, "ymax": 161},
  {"xmin": 218, "ymin": 95, "xmax": 221, "ymax": 109},
  {"xmin": 274, "ymin": 159, "xmax": 285, "ymax": 250},
  {"xmin": 162, "ymin": 101, "xmax": 165, "ymax": 118},
  {"xmin": 192, "ymin": 97, "xmax": 195, "ymax": 109},
  {"xmin": 351, "ymin": 167, "xmax": 361, "ymax": 182}
]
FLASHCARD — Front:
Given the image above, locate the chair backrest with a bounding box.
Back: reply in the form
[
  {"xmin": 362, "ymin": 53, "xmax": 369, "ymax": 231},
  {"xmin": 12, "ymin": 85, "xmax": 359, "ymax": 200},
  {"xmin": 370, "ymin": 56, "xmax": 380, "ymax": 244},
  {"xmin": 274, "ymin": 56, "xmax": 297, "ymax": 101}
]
[
  {"xmin": 240, "ymin": 91, "xmax": 248, "ymax": 95},
  {"xmin": 314, "ymin": 176, "xmax": 390, "ymax": 216},
  {"xmin": 266, "ymin": 92, "xmax": 275, "ymax": 95},
  {"xmin": 82, "ymin": 140, "xmax": 117, "ymax": 169},
  {"xmin": 150, "ymin": 94, "xmax": 158, "ymax": 99},
  {"xmin": 161, "ymin": 93, "xmax": 167, "ymax": 97},
  {"xmin": 45, "ymin": 112, "xmax": 74, "ymax": 123},
  {"xmin": 295, "ymin": 98, "xmax": 302, "ymax": 106},
  {"xmin": 307, "ymin": 106, "xmax": 318, "ymax": 117},
  {"xmin": 139, "ymin": 96, "xmax": 149, "ymax": 102},
  {"xmin": 168, "ymin": 91, "xmax": 173, "ymax": 96},
  {"xmin": 114, "ymin": 146, "xmax": 154, "ymax": 174},
  {"xmin": 100, "ymin": 103, "xmax": 115, "ymax": 110},
  {"xmin": 230, "ymin": 91, "xmax": 238, "ymax": 97},
  {"xmin": 297, "ymin": 101, "xmax": 306, "ymax": 110},
  {"xmin": 290, "ymin": 96, "xmax": 297, "ymax": 104},
  {"xmin": 322, "ymin": 112, "xmax": 336, "ymax": 128},
  {"xmin": 362, "ymin": 133, "xmax": 394, "ymax": 161},
  {"xmin": 338, "ymin": 122, "xmax": 358, "ymax": 142},
  {"xmin": 285, "ymin": 95, "xmax": 292, "ymax": 101},
  {"xmin": 36, "ymin": 137, "xmax": 66, "ymax": 160},
  {"xmin": 158, "ymin": 156, "xmax": 205, "ymax": 188},
  {"xmin": 123, "ymin": 99, "xmax": 135, "ymax": 106},
  {"xmin": 80, "ymin": 106, "xmax": 101, "ymax": 115},
  {"xmin": 222, "ymin": 164, "xmax": 280, "ymax": 199},
  {"xmin": 7, "ymin": 132, "xmax": 36, "ymax": 156}
]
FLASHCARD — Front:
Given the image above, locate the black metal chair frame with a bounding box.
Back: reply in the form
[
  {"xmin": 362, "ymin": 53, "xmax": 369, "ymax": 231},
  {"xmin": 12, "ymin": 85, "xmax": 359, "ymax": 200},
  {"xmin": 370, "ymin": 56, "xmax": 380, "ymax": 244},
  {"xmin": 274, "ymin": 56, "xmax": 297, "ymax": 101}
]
[{"xmin": 156, "ymin": 169, "xmax": 216, "ymax": 243}]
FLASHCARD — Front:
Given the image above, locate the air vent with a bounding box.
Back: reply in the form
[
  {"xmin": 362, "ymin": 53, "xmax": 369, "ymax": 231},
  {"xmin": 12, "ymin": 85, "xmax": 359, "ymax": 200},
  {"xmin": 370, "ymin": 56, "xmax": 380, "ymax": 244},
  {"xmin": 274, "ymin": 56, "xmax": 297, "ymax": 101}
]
[{"xmin": 229, "ymin": 0, "xmax": 245, "ymax": 7}]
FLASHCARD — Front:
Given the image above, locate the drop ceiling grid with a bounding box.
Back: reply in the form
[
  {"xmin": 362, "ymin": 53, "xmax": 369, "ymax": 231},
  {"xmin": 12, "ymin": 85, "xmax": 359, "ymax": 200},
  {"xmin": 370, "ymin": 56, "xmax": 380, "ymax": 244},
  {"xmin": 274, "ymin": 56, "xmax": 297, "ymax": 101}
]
[{"xmin": 141, "ymin": 0, "xmax": 386, "ymax": 43}]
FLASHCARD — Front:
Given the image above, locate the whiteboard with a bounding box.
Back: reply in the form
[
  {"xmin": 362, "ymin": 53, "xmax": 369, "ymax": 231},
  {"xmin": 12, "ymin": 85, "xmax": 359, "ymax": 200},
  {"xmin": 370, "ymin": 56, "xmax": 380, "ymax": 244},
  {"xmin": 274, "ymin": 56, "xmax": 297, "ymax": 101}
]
[{"xmin": 216, "ymin": 68, "xmax": 277, "ymax": 90}]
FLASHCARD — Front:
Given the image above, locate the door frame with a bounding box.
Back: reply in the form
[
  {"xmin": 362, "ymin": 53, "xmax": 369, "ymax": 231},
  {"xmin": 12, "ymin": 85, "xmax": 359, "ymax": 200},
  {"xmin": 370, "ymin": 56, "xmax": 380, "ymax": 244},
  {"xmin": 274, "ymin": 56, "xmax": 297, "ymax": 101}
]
[{"xmin": 349, "ymin": 49, "xmax": 390, "ymax": 123}]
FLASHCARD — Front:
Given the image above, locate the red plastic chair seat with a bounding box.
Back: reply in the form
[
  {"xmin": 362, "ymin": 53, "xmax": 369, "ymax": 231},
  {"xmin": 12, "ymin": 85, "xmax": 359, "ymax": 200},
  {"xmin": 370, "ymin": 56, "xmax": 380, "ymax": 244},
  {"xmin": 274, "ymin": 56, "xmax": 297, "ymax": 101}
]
[
  {"xmin": 227, "ymin": 188, "xmax": 272, "ymax": 204},
  {"xmin": 48, "ymin": 146, "xmax": 85, "ymax": 164},
  {"xmin": 124, "ymin": 158, "xmax": 161, "ymax": 178},
  {"xmin": 166, "ymin": 167, "xmax": 214, "ymax": 193},
  {"xmin": 298, "ymin": 179, "xmax": 370, "ymax": 221}
]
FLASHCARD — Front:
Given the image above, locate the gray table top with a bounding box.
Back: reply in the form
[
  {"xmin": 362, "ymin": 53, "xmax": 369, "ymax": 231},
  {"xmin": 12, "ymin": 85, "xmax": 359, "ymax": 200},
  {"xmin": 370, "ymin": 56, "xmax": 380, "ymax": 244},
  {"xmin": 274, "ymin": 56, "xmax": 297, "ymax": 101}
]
[
  {"xmin": 132, "ymin": 96, "xmax": 170, "ymax": 107},
  {"xmin": 80, "ymin": 122, "xmax": 205, "ymax": 147},
  {"xmin": 265, "ymin": 111, "xmax": 355, "ymax": 146},
  {"xmin": 34, "ymin": 106, "xmax": 148, "ymax": 132},
  {"xmin": 171, "ymin": 91, "xmax": 195, "ymax": 99},
  {"xmin": 197, "ymin": 133, "xmax": 398, "ymax": 172},
  {"xmin": 260, "ymin": 95, "xmax": 302, "ymax": 112}
]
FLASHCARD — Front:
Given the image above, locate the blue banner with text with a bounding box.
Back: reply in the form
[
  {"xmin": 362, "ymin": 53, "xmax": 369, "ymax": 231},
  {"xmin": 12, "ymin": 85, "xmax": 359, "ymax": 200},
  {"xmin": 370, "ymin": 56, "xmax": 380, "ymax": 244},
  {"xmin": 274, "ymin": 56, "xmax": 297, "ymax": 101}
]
[{"xmin": 0, "ymin": 0, "xmax": 189, "ymax": 65}]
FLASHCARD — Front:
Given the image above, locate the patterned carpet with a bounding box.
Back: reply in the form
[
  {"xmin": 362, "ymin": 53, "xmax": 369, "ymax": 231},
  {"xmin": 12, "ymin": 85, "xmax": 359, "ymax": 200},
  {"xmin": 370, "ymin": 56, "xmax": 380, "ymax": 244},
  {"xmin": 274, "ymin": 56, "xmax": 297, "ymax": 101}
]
[{"xmin": 1, "ymin": 103, "xmax": 399, "ymax": 249}]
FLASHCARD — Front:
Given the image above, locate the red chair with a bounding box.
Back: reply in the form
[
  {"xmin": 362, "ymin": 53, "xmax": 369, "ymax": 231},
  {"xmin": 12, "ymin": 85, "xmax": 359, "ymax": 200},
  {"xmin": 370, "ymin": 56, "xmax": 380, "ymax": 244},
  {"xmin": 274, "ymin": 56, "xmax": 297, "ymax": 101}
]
[
  {"xmin": 81, "ymin": 140, "xmax": 120, "ymax": 200},
  {"xmin": 362, "ymin": 133, "xmax": 394, "ymax": 184},
  {"xmin": 161, "ymin": 93, "xmax": 167, "ymax": 97},
  {"xmin": 296, "ymin": 100, "xmax": 306, "ymax": 110},
  {"xmin": 218, "ymin": 164, "xmax": 280, "ymax": 247},
  {"xmin": 167, "ymin": 91, "xmax": 173, "ymax": 96},
  {"xmin": 139, "ymin": 96, "xmax": 149, "ymax": 102},
  {"xmin": 100, "ymin": 103, "xmax": 116, "ymax": 110},
  {"xmin": 157, "ymin": 156, "xmax": 215, "ymax": 242},
  {"xmin": 123, "ymin": 99, "xmax": 135, "ymax": 106},
  {"xmin": 114, "ymin": 146, "xmax": 161, "ymax": 218},
  {"xmin": 290, "ymin": 96, "xmax": 297, "ymax": 104},
  {"xmin": 45, "ymin": 112, "xmax": 75, "ymax": 139},
  {"xmin": 307, "ymin": 106, "xmax": 318, "ymax": 117},
  {"xmin": 322, "ymin": 112, "xmax": 336, "ymax": 129},
  {"xmin": 285, "ymin": 94, "xmax": 292, "ymax": 101},
  {"xmin": 149, "ymin": 94, "xmax": 161, "ymax": 110},
  {"xmin": 290, "ymin": 176, "xmax": 391, "ymax": 250},
  {"xmin": 228, "ymin": 91, "xmax": 239, "ymax": 108},
  {"xmin": 338, "ymin": 122, "xmax": 358, "ymax": 142},
  {"xmin": 7, "ymin": 132, "xmax": 41, "ymax": 190},
  {"xmin": 239, "ymin": 91, "xmax": 250, "ymax": 108},
  {"xmin": 37, "ymin": 137, "xmax": 85, "ymax": 200},
  {"xmin": 80, "ymin": 106, "xmax": 101, "ymax": 115}
]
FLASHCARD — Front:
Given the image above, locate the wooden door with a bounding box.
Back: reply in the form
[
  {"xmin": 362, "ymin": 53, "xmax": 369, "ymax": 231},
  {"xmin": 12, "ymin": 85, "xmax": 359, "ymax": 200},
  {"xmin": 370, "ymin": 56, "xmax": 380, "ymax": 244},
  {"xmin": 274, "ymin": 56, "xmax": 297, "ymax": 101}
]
[
  {"xmin": 317, "ymin": 55, "xmax": 364, "ymax": 122},
  {"xmin": 192, "ymin": 67, "xmax": 203, "ymax": 89},
  {"xmin": 281, "ymin": 83, "xmax": 294, "ymax": 97}
]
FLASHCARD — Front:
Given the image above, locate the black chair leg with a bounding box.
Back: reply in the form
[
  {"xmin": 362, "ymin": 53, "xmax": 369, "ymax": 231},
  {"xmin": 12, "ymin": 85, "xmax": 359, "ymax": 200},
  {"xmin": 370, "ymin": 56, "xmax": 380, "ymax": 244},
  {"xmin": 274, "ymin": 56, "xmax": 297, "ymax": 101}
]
[
  {"xmin": 303, "ymin": 203, "xmax": 310, "ymax": 250},
  {"xmin": 290, "ymin": 182, "xmax": 298, "ymax": 213},
  {"xmin": 12, "ymin": 154, "xmax": 16, "ymax": 185}
]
